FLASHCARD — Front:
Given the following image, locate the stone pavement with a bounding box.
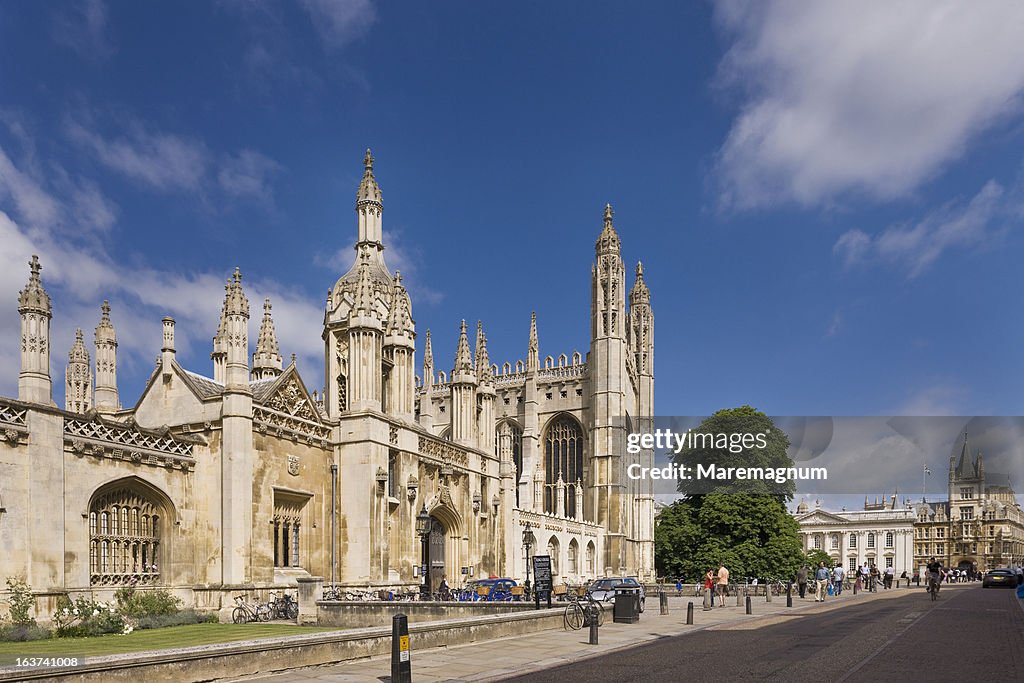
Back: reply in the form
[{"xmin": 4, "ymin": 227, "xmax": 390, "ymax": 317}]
[{"xmin": 237, "ymin": 584, "xmax": 965, "ymax": 683}]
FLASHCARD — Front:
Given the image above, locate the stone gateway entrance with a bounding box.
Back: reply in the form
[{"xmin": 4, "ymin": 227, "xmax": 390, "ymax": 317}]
[{"xmin": 428, "ymin": 517, "xmax": 446, "ymax": 592}]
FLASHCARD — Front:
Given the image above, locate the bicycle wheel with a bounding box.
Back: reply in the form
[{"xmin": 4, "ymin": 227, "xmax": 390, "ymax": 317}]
[
  {"xmin": 257, "ymin": 604, "xmax": 271, "ymax": 621},
  {"xmin": 287, "ymin": 602, "xmax": 299, "ymax": 619},
  {"xmin": 232, "ymin": 606, "xmax": 247, "ymax": 624},
  {"xmin": 563, "ymin": 602, "xmax": 585, "ymax": 630},
  {"xmin": 593, "ymin": 602, "xmax": 605, "ymax": 627}
]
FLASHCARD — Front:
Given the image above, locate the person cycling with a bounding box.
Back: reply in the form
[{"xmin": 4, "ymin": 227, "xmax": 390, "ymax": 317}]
[{"xmin": 926, "ymin": 558, "xmax": 942, "ymax": 596}]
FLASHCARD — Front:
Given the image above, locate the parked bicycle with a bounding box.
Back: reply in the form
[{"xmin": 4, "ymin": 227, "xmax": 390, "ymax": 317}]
[
  {"xmin": 232, "ymin": 594, "xmax": 271, "ymax": 623},
  {"xmin": 267, "ymin": 591, "xmax": 299, "ymax": 620},
  {"xmin": 563, "ymin": 591, "xmax": 605, "ymax": 631},
  {"xmin": 322, "ymin": 584, "xmax": 343, "ymax": 600}
]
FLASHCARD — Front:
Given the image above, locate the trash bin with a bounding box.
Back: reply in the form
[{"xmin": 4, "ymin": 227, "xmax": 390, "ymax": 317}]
[{"xmin": 613, "ymin": 587, "xmax": 641, "ymax": 624}]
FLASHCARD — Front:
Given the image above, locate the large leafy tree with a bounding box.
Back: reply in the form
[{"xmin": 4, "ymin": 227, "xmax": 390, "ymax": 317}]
[{"xmin": 654, "ymin": 407, "xmax": 804, "ymax": 582}]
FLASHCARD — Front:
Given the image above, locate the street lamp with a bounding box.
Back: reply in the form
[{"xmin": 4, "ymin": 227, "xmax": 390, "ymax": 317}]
[
  {"xmin": 522, "ymin": 522, "xmax": 536, "ymax": 593},
  {"xmin": 416, "ymin": 504, "xmax": 431, "ymax": 599}
]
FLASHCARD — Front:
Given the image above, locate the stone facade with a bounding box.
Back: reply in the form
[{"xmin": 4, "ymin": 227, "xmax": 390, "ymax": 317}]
[
  {"xmin": 794, "ymin": 498, "xmax": 916, "ymax": 576},
  {"xmin": 913, "ymin": 433, "xmax": 1024, "ymax": 574},
  {"xmin": 0, "ymin": 151, "xmax": 655, "ymax": 619}
]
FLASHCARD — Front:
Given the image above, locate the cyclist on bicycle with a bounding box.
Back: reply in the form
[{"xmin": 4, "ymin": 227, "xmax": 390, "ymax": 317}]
[{"xmin": 926, "ymin": 557, "xmax": 942, "ymax": 594}]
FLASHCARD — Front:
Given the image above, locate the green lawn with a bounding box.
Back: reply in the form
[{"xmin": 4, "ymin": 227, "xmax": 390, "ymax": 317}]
[{"xmin": 0, "ymin": 623, "xmax": 339, "ymax": 659}]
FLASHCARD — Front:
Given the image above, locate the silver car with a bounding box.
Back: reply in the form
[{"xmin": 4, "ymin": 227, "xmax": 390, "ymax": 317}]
[{"xmin": 588, "ymin": 577, "xmax": 646, "ymax": 612}]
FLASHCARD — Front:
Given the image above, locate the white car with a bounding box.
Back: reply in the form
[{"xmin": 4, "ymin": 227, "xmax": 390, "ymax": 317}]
[{"xmin": 588, "ymin": 577, "xmax": 646, "ymax": 612}]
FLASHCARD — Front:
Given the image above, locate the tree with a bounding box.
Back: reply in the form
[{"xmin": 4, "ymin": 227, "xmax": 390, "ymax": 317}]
[
  {"xmin": 805, "ymin": 549, "xmax": 834, "ymax": 570},
  {"xmin": 654, "ymin": 407, "xmax": 804, "ymax": 582},
  {"xmin": 672, "ymin": 405, "xmax": 796, "ymax": 502}
]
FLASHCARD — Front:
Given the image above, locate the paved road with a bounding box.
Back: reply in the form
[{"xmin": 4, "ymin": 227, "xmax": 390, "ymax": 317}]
[{"xmin": 503, "ymin": 584, "xmax": 1024, "ymax": 683}]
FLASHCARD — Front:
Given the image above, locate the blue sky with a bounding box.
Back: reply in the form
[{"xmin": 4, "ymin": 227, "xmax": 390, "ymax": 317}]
[{"xmin": 2, "ymin": 1, "xmax": 1024, "ymax": 424}]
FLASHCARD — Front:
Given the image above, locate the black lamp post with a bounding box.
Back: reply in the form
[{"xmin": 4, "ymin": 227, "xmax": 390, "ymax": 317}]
[
  {"xmin": 416, "ymin": 505, "xmax": 431, "ymax": 599},
  {"xmin": 522, "ymin": 522, "xmax": 536, "ymax": 594}
]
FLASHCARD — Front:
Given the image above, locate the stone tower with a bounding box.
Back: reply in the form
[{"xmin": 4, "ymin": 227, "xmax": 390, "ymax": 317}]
[
  {"xmin": 18, "ymin": 255, "xmax": 52, "ymax": 405},
  {"xmin": 450, "ymin": 320, "xmax": 477, "ymax": 445},
  {"xmin": 93, "ymin": 301, "xmax": 119, "ymax": 412},
  {"xmin": 65, "ymin": 329, "xmax": 92, "ymax": 413}
]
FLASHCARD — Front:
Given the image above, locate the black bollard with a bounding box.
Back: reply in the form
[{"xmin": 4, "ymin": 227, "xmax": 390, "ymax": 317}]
[
  {"xmin": 745, "ymin": 596, "xmax": 752, "ymax": 615},
  {"xmin": 391, "ymin": 613, "xmax": 412, "ymax": 683},
  {"xmin": 588, "ymin": 606, "xmax": 599, "ymax": 645},
  {"xmin": 686, "ymin": 601, "xmax": 694, "ymax": 624},
  {"xmin": 766, "ymin": 586, "xmax": 772, "ymax": 603},
  {"xmin": 660, "ymin": 591, "xmax": 668, "ymax": 615},
  {"xmin": 787, "ymin": 582, "xmax": 793, "ymax": 607},
  {"xmin": 703, "ymin": 589, "xmax": 712, "ymax": 611}
]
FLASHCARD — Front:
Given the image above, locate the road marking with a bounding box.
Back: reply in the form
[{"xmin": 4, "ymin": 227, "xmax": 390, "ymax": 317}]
[{"xmin": 835, "ymin": 604, "xmax": 936, "ymax": 683}]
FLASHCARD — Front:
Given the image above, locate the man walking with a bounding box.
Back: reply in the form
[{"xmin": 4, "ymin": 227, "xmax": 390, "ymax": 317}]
[
  {"xmin": 797, "ymin": 564, "xmax": 808, "ymax": 599},
  {"xmin": 717, "ymin": 563, "xmax": 729, "ymax": 607},
  {"xmin": 832, "ymin": 563, "xmax": 845, "ymax": 596},
  {"xmin": 884, "ymin": 565, "xmax": 895, "ymax": 589},
  {"xmin": 815, "ymin": 562, "xmax": 829, "ymax": 602}
]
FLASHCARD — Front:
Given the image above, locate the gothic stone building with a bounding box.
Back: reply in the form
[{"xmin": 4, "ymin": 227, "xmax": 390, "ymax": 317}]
[
  {"xmin": 913, "ymin": 434, "xmax": 1024, "ymax": 574},
  {"xmin": 0, "ymin": 151, "xmax": 655, "ymax": 619}
]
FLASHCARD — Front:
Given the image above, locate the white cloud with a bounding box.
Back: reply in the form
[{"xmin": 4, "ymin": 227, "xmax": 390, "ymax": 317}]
[
  {"xmin": 51, "ymin": 0, "xmax": 114, "ymax": 62},
  {"xmin": 66, "ymin": 119, "xmax": 209, "ymax": 192},
  {"xmin": 218, "ymin": 149, "xmax": 283, "ymax": 201},
  {"xmin": 897, "ymin": 384, "xmax": 966, "ymax": 417},
  {"xmin": 300, "ymin": 0, "xmax": 376, "ymax": 50},
  {"xmin": 713, "ymin": 0, "xmax": 1024, "ymax": 209},
  {"xmin": 834, "ymin": 178, "xmax": 1013, "ymax": 277},
  {"xmin": 0, "ymin": 138, "xmax": 318, "ymax": 401}
]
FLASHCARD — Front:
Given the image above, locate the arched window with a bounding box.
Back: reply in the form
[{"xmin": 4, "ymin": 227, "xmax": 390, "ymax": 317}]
[
  {"xmin": 885, "ymin": 532, "xmax": 894, "ymax": 548},
  {"xmin": 568, "ymin": 539, "xmax": 579, "ymax": 575},
  {"xmin": 586, "ymin": 541, "xmax": 596, "ymax": 575},
  {"xmin": 867, "ymin": 533, "xmax": 875, "ymax": 549},
  {"xmin": 544, "ymin": 415, "xmax": 584, "ymax": 518},
  {"xmin": 831, "ymin": 534, "xmax": 840, "ymax": 550},
  {"xmin": 89, "ymin": 486, "xmax": 164, "ymax": 586}
]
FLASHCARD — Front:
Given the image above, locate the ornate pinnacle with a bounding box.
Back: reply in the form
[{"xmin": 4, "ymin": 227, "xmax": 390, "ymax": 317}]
[
  {"xmin": 476, "ymin": 321, "xmax": 492, "ymax": 383},
  {"xmin": 357, "ymin": 147, "xmax": 382, "ymax": 207},
  {"xmin": 630, "ymin": 260, "xmax": 650, "ymax": 305},
  {"xmin": 68, "ymin": 328, "xmax": 90, "ymax": 363},
  {"xmin": 527, "ymin": 311, "xmax": 539, "ymax": 371},
  {"xmin": 453, "ymin": 319, "xmax": 474, "ymax": 375},
  {"xmin": 95, "ymin": 300, "xmax": 116, "ymax": 343},
  {"xmin": 18, "ymin": 254, "xmax": 52, "ymax": 315},
  {"xmin": 222, "ymin": 267, "xmax": 250, "ymax": 317},
  {"xmin": 254, "ymin": 298, "xmax": 282, "ymax": 373},
  {"xmin": 364, "ymin": 148, "xmax": 374, "ymax": 171},
  {"xmin": 596, "ymin": 203, "xmax": 621, "ymax": 255}
]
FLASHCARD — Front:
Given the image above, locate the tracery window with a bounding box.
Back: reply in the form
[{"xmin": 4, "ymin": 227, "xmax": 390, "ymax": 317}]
[
  {"xmin": 567, "ymin": 540, "xmax": 579, "ymax": 575},
  {"xmin": 544, "ymin": 415, "xmax": 584, "ymax": 518},
  {"xmin": 89, "ymin": 487, "xmax": 162, "ymax": 585}
]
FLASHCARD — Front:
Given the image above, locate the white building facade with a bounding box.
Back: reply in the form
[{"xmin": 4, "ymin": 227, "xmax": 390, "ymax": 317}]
[{"xmin": 794, "ymin": 498, "xmax": 916, "ymax": 576}]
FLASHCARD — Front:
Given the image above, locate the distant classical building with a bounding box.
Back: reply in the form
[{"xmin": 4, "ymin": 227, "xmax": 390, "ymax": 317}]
[
  {"xmin": 0, "ymin": 151, "xmax": 655, "ymax": 619},
  {"xmin": 793, "ymin": 496, "xmax": 916, "ymax": 576},
  {"xmin": 913, "ymin": 434, "xmax": 1024, "ymax": 574}
]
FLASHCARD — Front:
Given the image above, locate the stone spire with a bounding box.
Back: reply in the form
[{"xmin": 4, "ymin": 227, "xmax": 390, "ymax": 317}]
[
  {"xmin": 423, "ymin": 329, "xmax": 434, "ymax": 387},
  {"xmin": 94, "ymin": 300, "xmax": 119, "ymax": 412},
  {"xmin": 252, "ymin": 298, "xmax": 283, "ymax": 380},
  {"xmin": 161, "ymin": 316, "xmax": 176, "ymax": 379},
  {"xmin": 527, "ymin": 311, "xmax": 539, "ymax": 372},
  {"xmin": 385, "ymin": 271, "xmax": 415, "ymax": 338},
  {"xmin": 630, "ymin": 261, "xmax": 650, "ymax": 306},
  {"xmin": 65, "ymin": 328, "xmax": 92, "ymax": 413},
  {"xmin": 211, "ymin": 277, "xmax": 230, "ymax": 384},
  {"xmin": 356, "ymin": 148, "xmax": 384, "ymax": 249},
  {"xmin": 475, "ymin": 321, "xmax": 492, "ymax": 384},
  {"xmin": 222, "ymin": 268, "xmax": 250, "ymax": 388},
  {"xmin": 18, "ymin": 255, "xmax": 53, "ymax": 404},
  {"xmin": 596, "ymin": 203, "xmax": 621, "ymax": 255},
  {"xmin": 352, "ymin": 251, "xmax": 378, "ymax": 317},
  {"xmin": 453, "ymin": 320, "xmax": 474, "ymax": 377}
]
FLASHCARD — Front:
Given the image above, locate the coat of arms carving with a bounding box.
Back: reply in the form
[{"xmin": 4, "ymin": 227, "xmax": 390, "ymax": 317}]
[{"xmin": 287, "ymin": 455, "xmax": 300, "ymax": 476}]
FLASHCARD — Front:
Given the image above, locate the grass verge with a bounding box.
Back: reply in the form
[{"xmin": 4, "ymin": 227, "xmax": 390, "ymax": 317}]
[{"xmin": 0, "ymin": 623, "xmax": 339, "ymax": 659}]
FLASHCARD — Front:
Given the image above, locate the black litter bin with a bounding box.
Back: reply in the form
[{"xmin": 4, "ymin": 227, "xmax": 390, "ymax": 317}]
[{"xmin": 613, "ymin": 587, "xmax": 641, "ymax": 624}]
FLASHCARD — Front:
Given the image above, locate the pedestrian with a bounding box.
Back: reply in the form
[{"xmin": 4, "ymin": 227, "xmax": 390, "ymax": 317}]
[
  {"xmin": 884, "ymin": 565, "xmax": 894, "ymax": 589},
  {"xmin": 815, "ymin": 562, "xmax": 829, "ymax": 602},
  {"xmin": 675, "ymin": 578, "xmax": 683, "ymax": 596},
  {"xmin": 717, "ymin": 564, "xmax": 730, "ymax": 607},
  {"xmin": 704, "ymin": 569, "xmax": 715, "ymax": 602},
  {"xmin": 797, "ymin": 564, "xmax": 808, "ymax": 599},
  {"xmin": 860, "ymin": 562, "xmax": 870, "ymax": 589},
  {"xmin": 869, "ymin": 564, "xmax": 880, "ymax": 592},
  {"xmin": 832, "ymin": 564, "xmax": 845, "ymax": 596}
]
